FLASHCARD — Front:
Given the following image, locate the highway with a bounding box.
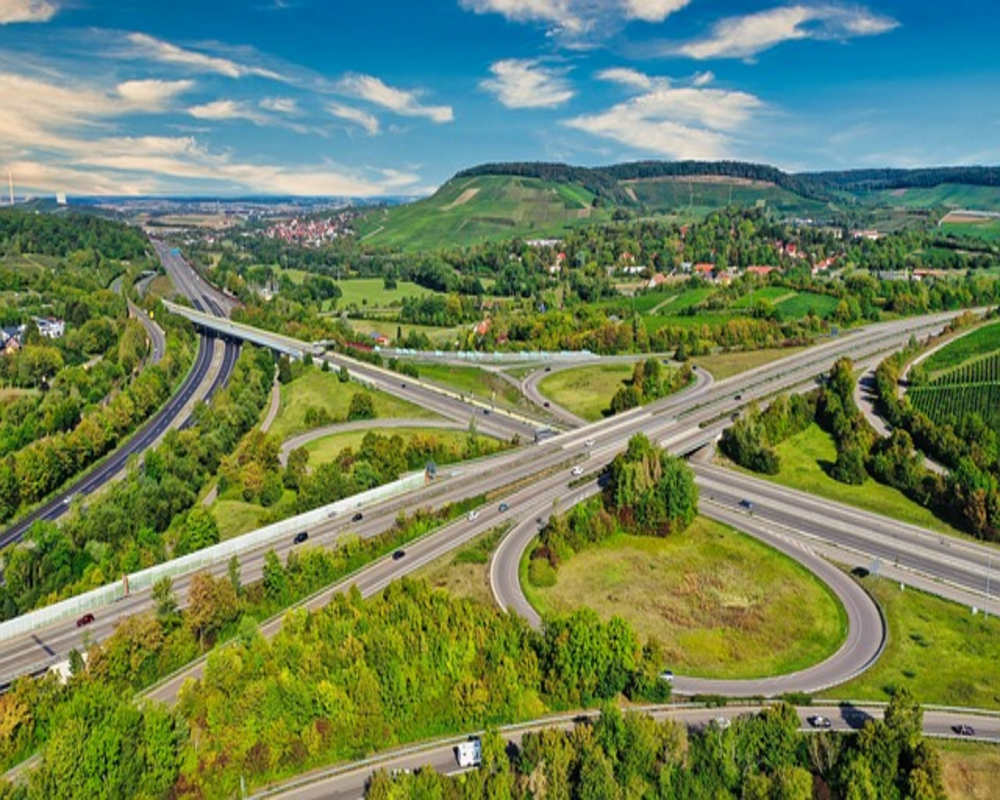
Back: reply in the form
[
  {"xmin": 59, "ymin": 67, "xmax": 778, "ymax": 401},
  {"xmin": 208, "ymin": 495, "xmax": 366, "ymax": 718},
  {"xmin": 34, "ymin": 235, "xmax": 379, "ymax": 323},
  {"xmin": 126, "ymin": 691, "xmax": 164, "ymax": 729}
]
[
  {"xmin": 2, "ymin": 307, "xmax": 994, "ymax": 691},
  {"xmin": 258, "ymin": 705, "xmax": 1000, "ymax": 799}
]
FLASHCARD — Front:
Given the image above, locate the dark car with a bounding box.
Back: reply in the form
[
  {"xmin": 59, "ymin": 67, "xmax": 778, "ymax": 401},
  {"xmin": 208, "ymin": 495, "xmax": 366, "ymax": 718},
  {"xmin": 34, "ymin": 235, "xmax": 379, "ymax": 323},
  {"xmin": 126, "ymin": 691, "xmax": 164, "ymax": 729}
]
[
  {"xmin": 952, "ymin": 724, "xmax": 975, "ymax": 736},
  {"xmin": 482, "ymin": 408, "xmax": 491, "ymax": 415},
  {"xmin": 392, "ymin": 549, "xmax": 406, "ymax": 561},
  {"xmin": 400, "ymin": 382, "xmax": 407, "ymax": 389},
  {"xmin": 739, "ymin": 499, "xmax": 754, "ymax": 510},
  {"xmin": 734, "ymin": 394, "xmax": 743, "ymax": 401},
  {"xmin": 499, "ymin": 502, "xmax": 509, "ymax": 512},
  {"xmin": 352, "ymin": 512, "xmax": 364, "ymax": 522},
  {"xmin": 807, "ymin": 715, "xmax": 833, "ymax": 729},
  {"xmin": 543, "ymin": 401, "xmax": 550, "ymax": 408},
  {"xmin": 76, "ymin": 613, "xmax": 95, "ymax": 628},
  {"xmin": 293, "ymin": 531, "xmax": 309, "ymax": 544},
  {"xmin": 544, "ymin": 366, "xmax": 551, "ymax": 372}
]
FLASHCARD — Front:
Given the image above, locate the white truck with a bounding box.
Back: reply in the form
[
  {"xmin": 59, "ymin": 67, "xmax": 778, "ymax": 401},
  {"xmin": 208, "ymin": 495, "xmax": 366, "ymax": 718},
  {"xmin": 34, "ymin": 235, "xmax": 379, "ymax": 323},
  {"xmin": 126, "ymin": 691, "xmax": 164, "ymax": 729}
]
[{"xmin": 455, "ymin": 738, "xmax": 482, "ymax": 768}]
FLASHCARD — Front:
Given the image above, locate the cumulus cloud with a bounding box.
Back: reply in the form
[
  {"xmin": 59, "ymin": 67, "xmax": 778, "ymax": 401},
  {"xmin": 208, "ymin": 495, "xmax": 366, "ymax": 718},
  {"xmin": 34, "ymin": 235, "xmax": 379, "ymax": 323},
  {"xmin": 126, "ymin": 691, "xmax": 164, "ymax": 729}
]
[
  {"xmin": 0, "ymin": 0, "xmax": 56, "ymax": 24},
  {"xmin": 460, "ymin": 0, "xmax": 690, "ymax": 41},
  {"xmin": 480, "ymin": 59, "xmax": 574, "ymax": 109},
  {"xmin": 565, "ymin": 68, "xmax": 762, "ymax": 159},
  {"xmin": 125, "ymin": 33, "xmax": 283, "ymax": 79},
  {"xmin": 327, "ymin": 102, "xmax": 380, "ymax": 135},
  {"xmin": 674, "ymin": 4, "xmax": 899, "ymax": 61},
  {"xmin": 337, "ymin": 73, "xmax": 453, "ymax": 123}
]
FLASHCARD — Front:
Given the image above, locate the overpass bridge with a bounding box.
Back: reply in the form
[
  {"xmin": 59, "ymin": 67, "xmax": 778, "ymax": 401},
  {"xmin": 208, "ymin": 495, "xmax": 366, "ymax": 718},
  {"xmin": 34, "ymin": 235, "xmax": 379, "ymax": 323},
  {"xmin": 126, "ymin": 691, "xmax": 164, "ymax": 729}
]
[{"xmin": 162, "ymin": 300, "xmax": 325, "ymax": 359}]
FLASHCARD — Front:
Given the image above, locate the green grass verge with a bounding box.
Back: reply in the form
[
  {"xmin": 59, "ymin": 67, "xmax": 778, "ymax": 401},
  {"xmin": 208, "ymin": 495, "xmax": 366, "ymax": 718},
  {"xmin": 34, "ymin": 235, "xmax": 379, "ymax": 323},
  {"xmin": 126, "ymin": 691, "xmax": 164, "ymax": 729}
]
[
  {"xmin": 826, "ymin": 577, "xmax": 1000, "ymax": 709},
  {"xmin": 756, "ymin": 423, "xmax": 967, "ymax": 539},
  {"xmin": 692, "ymin": 346, "xmax": 808, "ymax": 381},
  {"xmin": 267, "ymin": 369, "xmax": 437, "ymax": 443},
  {"xmin": 411, "ymin": 525, "xmax": 509, "ymax": 608},
  {"xmin": 413, "ymin": 362, "xmax": 525, "ymax": 409},
  {"xmin": 303, "ymin": 427, "xmax": 498, "ymax": 465},
  {"xmin": 537, "ymin": 363, "xmax": 634, "ymax": 421},
  {"xmin": 775, "ymin": 291, "xmax": 840, "ymax": 319},
  {"xmin": 524, "ymin": 520, "xmax": 847, "ymax": 680}
]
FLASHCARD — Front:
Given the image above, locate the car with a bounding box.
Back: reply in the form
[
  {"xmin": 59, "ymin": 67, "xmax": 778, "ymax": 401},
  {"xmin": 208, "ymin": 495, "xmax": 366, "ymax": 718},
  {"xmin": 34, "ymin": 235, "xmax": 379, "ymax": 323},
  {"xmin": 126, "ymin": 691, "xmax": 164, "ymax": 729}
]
[
  {"xmin": 739, "ymin": 499, "xmax": 754, "ymax": 510},
  {"xmin": 352, "ymin": 512, "xmax": 364, "ymax": 522},
  {"xmin": 952, "ymin": 724, "xmax": 975, "ymax": 736},
  {"xmin": 659, "ymin": 670, "xmax": 674, "ymax": 683},
  {"xmin": 584, "ymin": 438, "xmax": 595, "ymax": 447},
  {"xmin": 482, "ymin": 408, "xmax": 491, "ymax": 415},
  {"xmin": 76, "ymin": 613, "xmax": 95, "ymax": 628},
  {"xmin": 400, "ymin": 382, "xmax": 406, "ymax": 389},
  {"xmin": 392, "ymin": 549, "xmax": 406, "ymax": 561},
  {"xmin": 544, "ymin": 366, "xmax": 551, "ymax": 372},
  {"xmin": 293, "ymin": 531, "xmax": 309, "ymax": 544},
  {"xmin": 807, "ymin": 715, "xmax": 833, "ymax": 729},
  {"xmin": 714, "ymin": 717, "xmax": 731, "ymax": 730},
  {"xmin": 734, "ymin": 394, "xmax": 743, "ymax": 401},
  {"xmin": 543, "ymin": 401, "xmax": 550, "ymax": 408},
  {"xmin": 571, "ymin": 466, "xmax": 584, "ymax": 476},
  {"xmin": 468, "ymin": 510, "xmax": 480, "ymax": 522},
  {"xmin": 498, "ymin": 502, "xmax": 509, "ymax": 512}
]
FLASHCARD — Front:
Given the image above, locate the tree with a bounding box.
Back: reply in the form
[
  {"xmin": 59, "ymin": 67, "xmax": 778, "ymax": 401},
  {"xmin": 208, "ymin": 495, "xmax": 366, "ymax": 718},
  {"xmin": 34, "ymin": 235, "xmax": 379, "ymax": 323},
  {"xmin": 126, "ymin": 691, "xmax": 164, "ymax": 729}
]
[
  {"xmin": 186, "ymin": 571, "xmax": 239, "ymax": 648},
  {"xmin": 152, "ymin": 576, "xmax": 178, "ymax": 624},
  {"xmin": 227, "ymin": 555, "xmax": 242, "ymax": 598},
  {"xmin": 175, "ymin": 506, "xmax": 220, "ymax": 556},
  {"xmin": 348, "ymin": 391, "xmax": 375, "ymax": 421},
  {"xmin": 262, "ymin": 550, "xmax": 288, "ymax": 604}
]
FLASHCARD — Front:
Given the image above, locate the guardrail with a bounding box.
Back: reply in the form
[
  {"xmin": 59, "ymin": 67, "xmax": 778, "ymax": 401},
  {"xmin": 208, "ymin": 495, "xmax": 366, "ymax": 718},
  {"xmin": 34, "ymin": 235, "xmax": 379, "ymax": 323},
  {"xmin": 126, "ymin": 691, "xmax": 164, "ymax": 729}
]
[
  {"xmin": 0, "ymin": 472, "xmax": 428, "ymax": 645},
  {"xmin": 377, "ymin": 347, "xmax": 596, "ymax": 363}
]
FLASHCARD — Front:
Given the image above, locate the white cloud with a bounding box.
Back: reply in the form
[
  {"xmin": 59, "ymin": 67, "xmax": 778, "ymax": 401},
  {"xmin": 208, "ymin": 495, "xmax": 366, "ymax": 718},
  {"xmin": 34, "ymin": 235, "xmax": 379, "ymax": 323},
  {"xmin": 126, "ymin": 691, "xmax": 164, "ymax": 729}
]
[
  {"xmin": 116, "ymin": 79, "xmax": 195, "ymax": 109},
  {"xmin": 188, "ymin": 99, "xmax": 269, "ymax": 125},
  {"xmin": 259, "ymin": 96, "xmax": 298, "ymax": 114},
  {"xmin": 327, "ymin": 102, "xmax": 380, "ymax": 135},
  {"xmin": 337, "ymin": 73, "xmax": 453, "ymax": 123},
  {"xmin": 675, "ymin": 4, "xmax": 899, "ymax": 61},
  {"xmin": 565, "ymin": 69, "xmax": 762, "ymax": 159},
  {"xmin": 0, "ymin": 0, "xmax": 56, "ymax": 24},
  {"xmin": 480, "ymin": 59, "xmax": 574, "ymax": 109},
  {"xmin": 460, "ymin": 0, "xmax": 690, "ymax": 40},
  {"xmin": 125, "ymin": 32, "xmax": 283, "ymax": 79},
  {"xmin": 0, "ymin": 70, "xmax": 416, "ymax": 197},
  {"xmin": 623, "ymin": 0, "xmax": 690, "ymax": 23}
]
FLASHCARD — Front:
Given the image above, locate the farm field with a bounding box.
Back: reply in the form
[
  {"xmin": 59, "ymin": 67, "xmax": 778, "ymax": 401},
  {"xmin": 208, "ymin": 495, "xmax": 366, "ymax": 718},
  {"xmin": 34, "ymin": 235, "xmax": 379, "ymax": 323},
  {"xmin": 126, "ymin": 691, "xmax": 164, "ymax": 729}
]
[
  {"xmin": 627, "ymin": 177, "xmax": 834, "ymax": 218},
  {"xmin": 347, "ymin": 320, "xmax": 461, "ymax": 347},
  {"xmin": 267, "ymin": 369, "xmax": 438, "ymax": 443},
  {"xmin": 938, "ymin": 741, "xmax": 1000, "ymax": 800},
  {"xmin": 940, "ymin": 219, "xmax": 1000, "ymax": 242},
  {"xmin": 538, "ymin": 363, "xmax": 635, "ymax": 421},
  {"xmin": 731, "ymin": 287, "xmax": 797, "ymax": 308},
  {"xmin": 692, "ymin": 345, "xmax": 809, "ymax": 381},
  {"xmin": 523, "ymin": 523, "xmax": 847, "ymax": 680},
  {"xmin": 872, "ymin": 183, "xmax": 1000, "ymax": 211},
  {"xmin": 827, "ymin": 577, "xmax": 1000, "ymax": 710},
  {"xmin": 922, "ymin": 321, "xmax": 1000, "ymax": 373},
  {"xmin": 774, "ymin": 290, "xmax": 840, "ymax": 319}
]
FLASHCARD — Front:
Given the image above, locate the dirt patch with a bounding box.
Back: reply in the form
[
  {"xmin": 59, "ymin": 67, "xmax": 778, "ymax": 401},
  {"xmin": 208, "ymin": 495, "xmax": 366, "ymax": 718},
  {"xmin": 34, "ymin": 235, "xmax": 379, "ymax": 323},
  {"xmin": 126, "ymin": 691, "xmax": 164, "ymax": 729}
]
[
  {"xmin": 576, "ymin": 207, "xmax": 592, "ymax": 219},
  {"xmin": 622, "ymin": 175, "xmax": 777, "ymax": 189},
  {"xmin": 889, "ymin": 188, "xmax": 908, "ymax": 197},
  {"xmin": 440, "ymin": 187, "xmax": 480, "ymax": 211},
  {"xmin": 940, "ymin": 210, "xmax": 1000, "ymax": 224}
]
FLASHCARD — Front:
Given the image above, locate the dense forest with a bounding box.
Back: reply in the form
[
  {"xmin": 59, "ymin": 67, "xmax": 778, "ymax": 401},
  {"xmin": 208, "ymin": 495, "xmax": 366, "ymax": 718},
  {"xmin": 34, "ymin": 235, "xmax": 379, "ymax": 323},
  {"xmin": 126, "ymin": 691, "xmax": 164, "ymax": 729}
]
[{"xmin": 0, "ymin": 210, "xmax": 150, "ymax": 262}]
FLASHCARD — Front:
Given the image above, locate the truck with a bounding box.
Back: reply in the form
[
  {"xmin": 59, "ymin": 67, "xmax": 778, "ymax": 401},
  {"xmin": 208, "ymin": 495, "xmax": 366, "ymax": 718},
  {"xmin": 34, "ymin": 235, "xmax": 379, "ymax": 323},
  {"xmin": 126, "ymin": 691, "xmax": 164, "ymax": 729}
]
[{"xmin": 455, "ymin": 738, "xmax": 482, "ymax": 768}]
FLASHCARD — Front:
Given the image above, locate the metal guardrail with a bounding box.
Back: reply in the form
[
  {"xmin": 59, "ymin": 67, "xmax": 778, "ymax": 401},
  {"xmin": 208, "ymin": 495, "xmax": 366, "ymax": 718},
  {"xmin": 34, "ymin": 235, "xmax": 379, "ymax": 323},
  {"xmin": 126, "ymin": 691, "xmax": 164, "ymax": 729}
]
[
  {"xmin": 376, "ymin": 347, "xmax": 596, "ymax": 362},
  {"xmin": 0, "ymin": 472, "xmax": 427, "ymax": 645}
]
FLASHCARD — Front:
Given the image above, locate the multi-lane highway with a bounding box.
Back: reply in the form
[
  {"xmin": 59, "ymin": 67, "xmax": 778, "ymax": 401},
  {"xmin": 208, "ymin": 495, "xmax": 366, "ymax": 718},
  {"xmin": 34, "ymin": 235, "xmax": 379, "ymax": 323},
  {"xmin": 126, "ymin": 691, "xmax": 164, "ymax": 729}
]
[
  {"xmin": 3, "ymin": 306, "xmax": 995, "ymax": 695},
  {"xmin": 258, "ymin": 704, "xmax": 1000, "ymax": 800}
]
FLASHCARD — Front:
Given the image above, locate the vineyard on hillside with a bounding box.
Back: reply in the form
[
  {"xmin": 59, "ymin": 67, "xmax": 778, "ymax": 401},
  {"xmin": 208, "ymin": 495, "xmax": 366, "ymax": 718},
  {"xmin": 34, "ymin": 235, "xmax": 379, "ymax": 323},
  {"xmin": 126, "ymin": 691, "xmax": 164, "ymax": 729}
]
[{"xmin": 910, "ymin": 351, "xmax": 1000, "ymax": 431}]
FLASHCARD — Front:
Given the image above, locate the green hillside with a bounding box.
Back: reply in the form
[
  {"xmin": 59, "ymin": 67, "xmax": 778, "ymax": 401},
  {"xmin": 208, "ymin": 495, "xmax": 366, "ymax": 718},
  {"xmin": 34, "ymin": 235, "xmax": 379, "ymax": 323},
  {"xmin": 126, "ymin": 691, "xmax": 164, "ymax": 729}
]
[
  {"xmin": 355, "ymin": 174, "xmax": 613, "ymax": 250},
  {"xmin": 626, "ymin": 176, "xmax": 837, "ymax": 218},
  {"xmin": 870, "ymin": 184, "xmax": 1000, "ymax": 211}
]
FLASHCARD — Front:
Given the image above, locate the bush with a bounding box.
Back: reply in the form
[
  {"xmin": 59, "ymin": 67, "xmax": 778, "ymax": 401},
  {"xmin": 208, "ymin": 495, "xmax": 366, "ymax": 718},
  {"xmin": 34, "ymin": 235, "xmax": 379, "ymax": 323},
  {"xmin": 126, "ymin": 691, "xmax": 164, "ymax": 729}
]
[{"xmin": 528, "ymin": 558, "xmax": 557, "ymax": 588}]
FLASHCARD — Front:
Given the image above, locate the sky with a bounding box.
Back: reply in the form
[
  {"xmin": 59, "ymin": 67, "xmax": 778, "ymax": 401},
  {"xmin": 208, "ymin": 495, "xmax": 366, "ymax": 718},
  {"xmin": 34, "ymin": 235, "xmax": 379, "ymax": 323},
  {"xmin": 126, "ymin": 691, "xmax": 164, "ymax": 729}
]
[{"xmin": 0, "ymin": 0, "xmax": 997, "ymax": 197}]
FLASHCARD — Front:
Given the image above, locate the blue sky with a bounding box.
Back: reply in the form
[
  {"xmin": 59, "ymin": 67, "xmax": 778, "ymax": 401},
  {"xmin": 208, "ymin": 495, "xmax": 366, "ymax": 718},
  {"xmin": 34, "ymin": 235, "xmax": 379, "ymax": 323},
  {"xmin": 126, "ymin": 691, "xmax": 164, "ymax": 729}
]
[{"xmin": 0, "ymin": 0, "xmax": 996, "ymax": 197}]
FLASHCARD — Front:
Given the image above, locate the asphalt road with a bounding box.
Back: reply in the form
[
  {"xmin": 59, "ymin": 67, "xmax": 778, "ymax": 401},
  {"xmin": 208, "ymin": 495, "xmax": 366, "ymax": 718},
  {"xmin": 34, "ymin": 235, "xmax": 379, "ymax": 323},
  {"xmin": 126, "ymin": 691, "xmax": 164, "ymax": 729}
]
[
  {"xmin": 259, "ymin": 705, "xmax": 1000, "ymax": 800},
  {"xmin": 2, "ymin": 308, "xmax": 989, "ymax": 688}
]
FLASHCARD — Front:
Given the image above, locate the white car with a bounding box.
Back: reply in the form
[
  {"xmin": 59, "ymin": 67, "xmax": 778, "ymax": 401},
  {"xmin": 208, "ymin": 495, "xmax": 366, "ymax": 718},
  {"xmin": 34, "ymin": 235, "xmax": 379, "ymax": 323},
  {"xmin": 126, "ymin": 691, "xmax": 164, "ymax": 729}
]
[
  {"xmin": 584, "ymin": 438, "xmax": 595, "ymax": 447},
  {"xmin": 714, "ymin": 717, "xmax": 731, "ymax": 730},
  {"xmin": 467, "ymin": 510, "xmax": 480, "ymax": 522},
  {"xmin": 571, "ymin": 466, "xmax": 584, "ymax": 476}
]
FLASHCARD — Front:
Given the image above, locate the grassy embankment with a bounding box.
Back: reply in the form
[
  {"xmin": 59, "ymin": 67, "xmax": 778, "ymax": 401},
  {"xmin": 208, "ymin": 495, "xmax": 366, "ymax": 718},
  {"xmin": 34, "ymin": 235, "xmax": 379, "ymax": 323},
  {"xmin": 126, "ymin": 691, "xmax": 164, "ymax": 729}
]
[
  {"xmin": 523, "ymin": 519, "xmax": 847, "ymax": 680},
  {"xmin": 537, "ymin": 363, "xmax": 635, "ymax": 421}
]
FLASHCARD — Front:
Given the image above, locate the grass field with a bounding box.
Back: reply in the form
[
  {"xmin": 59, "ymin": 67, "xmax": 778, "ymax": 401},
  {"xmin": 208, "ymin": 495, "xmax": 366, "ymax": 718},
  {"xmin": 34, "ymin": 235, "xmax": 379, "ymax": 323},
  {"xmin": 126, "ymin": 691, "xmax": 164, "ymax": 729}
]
[
  {"xmin": 872, "ymin": 184, "xmax": 1000, "ymax": 212},
  {"xmin": 752, "ymin": 424, "xmax": 967, "ymax": 539},
  {"xmin": 827, "ymin": 577, "xmax": 1000, "ymax": 709},
  {"xmin": 940, "ymin": 219, "xmax": 1000, "ymax": 242},
  {"xmin": 347, "ymin": 320, "xmax": 461, "ymax": 347},
  {"xmin": 937, "ymin": 741, "xmax": 1000, "ymax": 799},
  {"xmin": 331, "ymin": 277, "xmax": 438, "ymax": 309},
  {"xmin": 692, "ymin": 346, "xmax": 809, "ymax": 380},
  {"xmin": 537, "ymin": 363, "xmax": 635, "ymax": 421},
  {"xmin": 411, "ymin": 526, "xmax": 509, "ymax": 607},
  {"xmin": 303, "ymin": 427, "xmax": 496, "ymax": 466},
  {"xmin": 774, "ymin": 291, "xmax": 840, "ymax": 319},
  {"xmin": 731, "ymin": 287, "xmax": 797, "ymax": 309},
  {"xmin": 414, "ymin": 362, "xmax": 525, "ymax": 409},
  {"xmin": 923, "ymin": 321, "xmax": 1000, "ymax": 373},
  {"xmin": 627, "ymin": 177, "xmax": 834, "ymax": 218},
  {"xmin": 525, "ymin": 522, "xmax": 847, "ymax": 679},
  {"xmin": 354, "ymin": 175, "xmax": 614, "ymax": 251},
  {"xmin": 212, "ymin": 498, "xmax": 269, "ymax": 540},
  {"xmin": 267, "ymin": 369, "xmax": 437, "ymax": 443}
]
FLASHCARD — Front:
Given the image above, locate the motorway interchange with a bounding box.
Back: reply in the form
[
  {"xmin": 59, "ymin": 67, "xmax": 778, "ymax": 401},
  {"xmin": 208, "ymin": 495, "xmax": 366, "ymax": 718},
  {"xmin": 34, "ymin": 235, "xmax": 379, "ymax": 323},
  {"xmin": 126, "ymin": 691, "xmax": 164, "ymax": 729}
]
[{"xmin": 2, "ymin": 251, "xmax": 999, "ymax": 788}]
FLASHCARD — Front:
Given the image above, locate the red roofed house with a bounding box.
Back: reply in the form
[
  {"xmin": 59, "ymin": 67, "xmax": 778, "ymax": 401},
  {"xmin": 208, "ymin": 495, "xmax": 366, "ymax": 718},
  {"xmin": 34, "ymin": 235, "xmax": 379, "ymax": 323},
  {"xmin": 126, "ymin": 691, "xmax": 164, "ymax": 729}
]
[
  {"xmin": 693, "ymin": 263, "xmax": 714, "ymax": 279},
  {"xmin": 647, "ymin": 272, "xmax": 668, "ymax": 289},
  {"xmin": 746, "ymin": 266, "xmax": 777, "ymax": 277},
  {"xmin": 475, "ymin": 319, "xmax": 491, "ymax": 337}
]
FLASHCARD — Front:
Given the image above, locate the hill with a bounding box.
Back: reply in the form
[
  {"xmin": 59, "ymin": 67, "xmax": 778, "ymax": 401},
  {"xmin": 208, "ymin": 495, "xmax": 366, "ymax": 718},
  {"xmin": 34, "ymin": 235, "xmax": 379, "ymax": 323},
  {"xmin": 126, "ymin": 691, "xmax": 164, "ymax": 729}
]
[{"xmin": 356, "ymin": 160, "xmax": 1000, "ymax": 250}]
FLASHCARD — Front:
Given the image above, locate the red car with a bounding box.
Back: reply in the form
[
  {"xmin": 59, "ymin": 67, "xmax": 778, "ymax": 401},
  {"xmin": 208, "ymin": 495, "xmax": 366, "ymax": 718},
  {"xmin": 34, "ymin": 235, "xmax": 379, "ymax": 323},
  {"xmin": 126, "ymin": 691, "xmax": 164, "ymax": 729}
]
[{"xmin": 76, "ymin": 613, "xmax": 95, "ymax": 627}]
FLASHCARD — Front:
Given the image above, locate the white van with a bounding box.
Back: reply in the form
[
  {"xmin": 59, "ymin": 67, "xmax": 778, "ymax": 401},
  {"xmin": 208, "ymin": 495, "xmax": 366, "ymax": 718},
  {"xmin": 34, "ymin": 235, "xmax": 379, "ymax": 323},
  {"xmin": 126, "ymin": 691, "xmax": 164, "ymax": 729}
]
[{"xmin": 455, "ymin": 738, "xmax": 482, "ymax": 768}]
